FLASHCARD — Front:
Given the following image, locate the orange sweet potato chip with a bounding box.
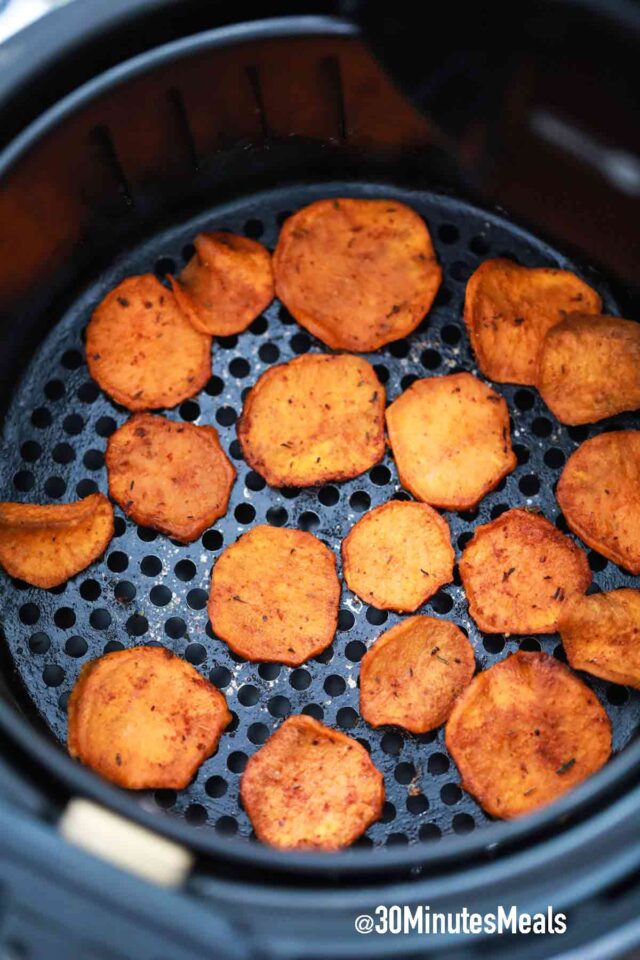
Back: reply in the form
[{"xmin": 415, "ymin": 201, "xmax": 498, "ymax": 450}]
[
  {"xmin": 559, "ymin": 588, "xmax": 640, "ymax": 689},
  {"xmin": 68, "ymin": 645, "xmax": 231, "ymax": 790},
  {"xmin": 273, "ymin": 198, "xmax": 441, "ymax": 351},
  {"xmin": 360, "ymin": 616, "xmax": 475, "ymax": 733},
  {"xmin": 446, "ymin": 651, "xmax": 611, "ymax": 818},
  {"xmin": 0, "ymin": 493, "xmax": 114, "ymax": 588},
  {"xmin": 342, "ymin": 500, "xmax": 454, "ymax": 611},
  {"xmin": 537, "ymin": 314, "xmax": 640, "ymax": 425},
  {"xmin": 240, "ymin": 715, "xmax": 384, "ymax": 850},
  {"xmin": 237, "ymin": 353, "xmax": 385, "ymax": 487},
  {"xmin": 464, "ymin": 259, "xmax": 601, "ymax": 384},
  {"xmin": 170, "ymin": 231, "xmax": 274, "ymax": 336},
  {"xmin": 106, "ymin": 413, "xmax": 235, "ymax": 543},
  {"xmin": 557, "ymin": 431, "xmax": 640, "ymax": 574},
  {"xmin": 209, "ymin": 525, "xmax": 339, "ymax": 666},
  {"xmin": 385, "ymin": 372, "xmax": 516, "ymax": 510},
  {"xmin": 86, "ymin": 274, "xmax": 211, "ymax": 410},
  {"xmin": 459, "ymin": 508, "xmax": 591, "ymax": 634}
]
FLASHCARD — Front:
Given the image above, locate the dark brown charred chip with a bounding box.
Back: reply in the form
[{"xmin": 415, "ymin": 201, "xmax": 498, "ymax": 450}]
[
  {"xmin": 171, "ymin": 231, "xmax": 274, "ymax": 335},
  {"xmin": 446, "ymin": 651, "xmax": 611, "ymax": 818},
  {"xmin": 273, "ymin": 198, "xmax": 441, "ymax": 351},
  {"xmin": 360, "ymin": 616, "xmax": 475, "ymax": 733},
  {"xmin": 0, "ymin": 494, "xmax": 114, "ymax": 588},
  {"xmin": 237, "ymin": 353, "xmax": 385, "ymax": 487},
  {"xmin": 557, "ymin": 431, "xmax": 640, "ymax": 574},
  {"xmin": 342, "ymin": 501, "xmax": 454, "ymax": 611},
  {"xmin": 86, "ymin": 274, "xmax": 211, "ymax": 410},
  {"xmin": 459, "ymin": 508, "xmax": 591, "ymax": 633},
  {"xmin": 240, "ymin": 715, "xmax": 384, "ymax": 849},
  {"xmin": 68, "ymin": 646, "xmax": 231, "ymax": 789},
  {"xmin": 209, "ymin": 525, "xmax": 340, "ymax": 665},
  {"xmin": 106, "ymin": 413, "xmax": 235, "ymax": 543}
]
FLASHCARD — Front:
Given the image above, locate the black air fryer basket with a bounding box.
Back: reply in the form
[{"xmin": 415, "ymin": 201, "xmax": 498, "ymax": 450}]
[{"xmin": 0, "ymin": 2, "xmax": 639, "ymax": 958}]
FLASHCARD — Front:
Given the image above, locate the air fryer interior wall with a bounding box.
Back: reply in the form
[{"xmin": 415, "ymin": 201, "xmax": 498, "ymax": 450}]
[{"xmin": 0, "ymin": 14, "xmax": 640, "ymax": 903}]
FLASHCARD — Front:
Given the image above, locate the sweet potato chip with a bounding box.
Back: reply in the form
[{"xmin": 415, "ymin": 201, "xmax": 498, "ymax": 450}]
[
  {"xmin": 106, "ymin": 413, "xmax": 235, "ymax": 543},
  {"xmin": 559, "ymin": 589, "xmax": 640, "ymax": 689},
  {"xmin": 209, "ymin": 525, "xmax": 339, "ymax": 666},
  {"xmin": 342, "ymin": 501, "xmax": 454, "ymax": 611},
  {"xmin": 464, "ymin": 259, "xmax": 602, "ymax": 385},
  {"xmin": 273, "ymin": 198, "xmax": 441, "ymax": 351},
  {"xmin": 557, "ymin": 431, "xmax": 640, "ymax": 574},
  {"xmin": 0, "ymin": 493, "xmax": 113, "ymax": 588},
  {"xmin": 445, "ymin": 651, "xmax": 611, "ymax": 818},
  {"xmin": 68, "ymin": 645, "xmax": 231, "ymax": 790},
  {"xmin": 537, "ymin": 314, "xmax": 640, "ymax": 425},
  {"xmin": 170, "ymin": 231, "xmax": 274, "ymax": 336},
  {"xmin": 240, "ymin": 715, "xmax": 384, "ymax": 849},
  {"xmin": 385, "ymin": 372, "xmax": 516, "ymax": 510},
  {"xmin": 237, "ymin": 353, "xmax": 385, "ymax": 487},
  {"xmin": 459, "ymin": 508, "xmax": 590, "ymax": 634},
  {"xmin": 360, "ymin": 616, "xmax": 475, "ymax": 733},
  {"xmin": 86, "ymin": 274, "xmax": 211, "ymax": 410}
]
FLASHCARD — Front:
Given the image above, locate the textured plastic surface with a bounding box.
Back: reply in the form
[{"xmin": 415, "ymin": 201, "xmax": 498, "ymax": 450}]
[{"xmin": 1, "ymin": 181, "xmax": 638, "ymax": 852}]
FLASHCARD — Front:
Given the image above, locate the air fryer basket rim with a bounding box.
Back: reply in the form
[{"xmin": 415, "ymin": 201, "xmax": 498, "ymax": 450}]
[{"xmin": 0, "ymin": 14, "xmax": 639, "ymax": 879}]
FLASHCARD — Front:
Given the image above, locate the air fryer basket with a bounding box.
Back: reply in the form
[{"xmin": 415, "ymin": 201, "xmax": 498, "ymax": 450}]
[
  {"xmin": 1, "ymin": 10, "xmax": 640, "ymax": 959},
  {"xmin": 3, "ymin": 178, "xmax": 640, "ymax": 850}
]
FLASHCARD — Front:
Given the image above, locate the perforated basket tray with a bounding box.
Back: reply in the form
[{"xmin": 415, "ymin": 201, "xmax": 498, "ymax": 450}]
[{"xmin": 1, "ymin": 180, "xmax": 638, "ymax": 851}]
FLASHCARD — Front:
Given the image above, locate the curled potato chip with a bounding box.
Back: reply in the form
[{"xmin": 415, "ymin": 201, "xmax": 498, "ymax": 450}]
[
  {"xmin": 559, "ymin": 589, "xmax": 640, "ymax": 689},
  {"xmin": 464, "ymin": 259, "xmax": 602, "ymax": 385},
  {"xmin": 385, "ymin": 373, "xmax": 516, "ymax": 510},
  {"xmin": 209, "ymin": 525, "xmax": 339, "ymax": 666},
  {"xmin": 86, "ymin": 274, "xmax": 211, "ymax": 410},
  {"xmin": 537, "ymin": 314, "xmax": 640, "ymax": 425},
  {"xmin": 237, "ymin": 353, "xmax": 385, "ymax": 487},
  {"xmin": 68, "ymin": 645, "xmax": 231, "ymax": 790},
  {"xmin": 360, "ymin": 616, "xmax": 475, "ymax": 733},
  {"xmin": 557, "ymin": 431, "xmax": 640, "ymax": 574},
  {"xmin": 342, "ymin": 501, "xmax": 454, "ymax": 611},
  {"xmin": 445, "ymin": 651, "xmax": 611, "ymax": 818},
  {"xmin": 240, "ymin": 715, "xmax": 384, "ymax": 849},
  {"xmin": 459, "ymin": 508, "xmax": 590, "ymax": 634},
  {"xmin": 273, "ymin": 198, "xmax": 441, "ymax": 351},
  {"xmin": 106, "ymin": 413, "xmax": 235, "ymax": 543},
  {"xmin": 170, "ymin": 231, "xmax": 274, "ymax": 336},
  {"xmin": 0, "ymin": 494, "xmax": 113, "ymax": 588}
]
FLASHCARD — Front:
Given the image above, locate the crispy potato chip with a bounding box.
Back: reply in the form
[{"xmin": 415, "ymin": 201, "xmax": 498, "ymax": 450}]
[
  {"xmin": 273, "ymin": 198, "xmax": 441, "ymax": 351},
  {"xmin": 445, "ymin": 651, "xmax": 611, "ymax": 818},
  {"xmin": 237, "ymin": 353, "xmax": 385, "ymax": 487},
  {"xmin": 0, "ymin": 493, "xmax": 113, "ymax": 588},
  {"xmin": 537, "ymin": 314, "xmax": 640, "ymax": 425},
  {"xmin": 86, "ymin": 274, "xmax": 211, "ymax": 410},
  {"xmin": 464, "ymin": 259, "xmax": 602, "ymax": 385},
  {"xmin": 557, "ymin": 431, "xmax": 640, "ymax": 574},
  {"xmin": 559, "ymin": 589, "xmax": 640, "ymax": 688},
  {"xmin": 360, "ymin": 616, "xmax": 475, "ymax": 733},
  {"xmin": 106, "ymin": 413, "xmax": 235, "ymax": 543},
  {"xmin": 459, "ymin": 508, "xmax": 590, "ymax": 634},
  {"xmin": 342, "ymin": 501, "xmax": 454, "ymax": 611},
  {"xmin": 385, "ymin": 373, "xmax": 516, "ymax": 510},
  {"xmin": 170, "ymin": 231, "xmax": 274, "ymax": 336},
  {"xmin": 68, "ymin": 645, "xmax": 231, "ymax": 790},
  {"xmin": 209, "ymin": 525, "xmax": 339, "ymax": 666},
  {"xmin": 240, "ymin": 715, "xmax": 384, "ymax": 849}
]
